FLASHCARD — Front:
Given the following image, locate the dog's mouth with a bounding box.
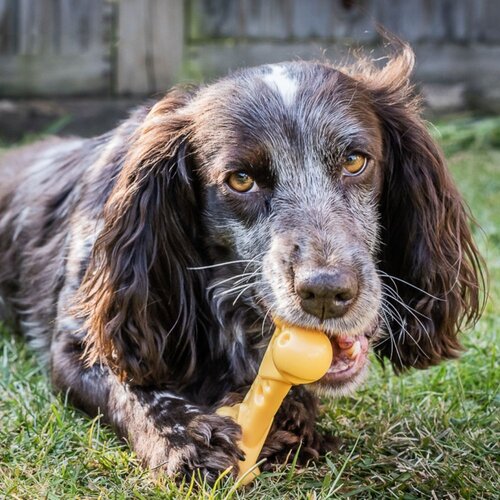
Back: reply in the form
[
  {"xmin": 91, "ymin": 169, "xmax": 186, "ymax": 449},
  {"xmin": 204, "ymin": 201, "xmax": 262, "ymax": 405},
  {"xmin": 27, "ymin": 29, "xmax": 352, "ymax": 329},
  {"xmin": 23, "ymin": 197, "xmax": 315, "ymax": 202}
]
[
  {"xmin": 268, "ymin": 316, "xmax": 376, "ymax": 389},
  {"xmin": 320, "ymin": 333, "xmax": 370, "ymax": 386}
]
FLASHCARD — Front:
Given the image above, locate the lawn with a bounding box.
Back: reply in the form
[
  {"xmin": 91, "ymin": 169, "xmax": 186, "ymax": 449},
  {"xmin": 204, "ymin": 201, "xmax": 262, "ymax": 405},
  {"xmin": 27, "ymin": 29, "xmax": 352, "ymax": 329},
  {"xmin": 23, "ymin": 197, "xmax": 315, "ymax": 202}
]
[{"xmin": 1, "ymin": 117, "xmax": 499, "ymax": 499}]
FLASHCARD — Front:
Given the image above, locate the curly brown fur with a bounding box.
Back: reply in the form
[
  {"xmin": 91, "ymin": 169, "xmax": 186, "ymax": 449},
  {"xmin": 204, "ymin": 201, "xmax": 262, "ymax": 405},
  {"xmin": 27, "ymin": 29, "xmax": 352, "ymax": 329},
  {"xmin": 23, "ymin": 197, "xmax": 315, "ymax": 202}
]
[{"xmin": 0, "ymin": 39, "xmax": 485, "ymax": 481}]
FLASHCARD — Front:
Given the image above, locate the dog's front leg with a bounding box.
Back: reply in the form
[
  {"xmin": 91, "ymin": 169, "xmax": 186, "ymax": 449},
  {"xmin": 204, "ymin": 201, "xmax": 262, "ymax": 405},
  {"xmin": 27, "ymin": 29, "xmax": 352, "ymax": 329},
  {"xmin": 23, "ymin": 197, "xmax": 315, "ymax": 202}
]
[
  {"xmin": 50, "ymin": 334, "xmax": 242, "ymax": 482},
  {"xmin": 259, "ymin": 386, "xmax": 338, "ymax": 470}
]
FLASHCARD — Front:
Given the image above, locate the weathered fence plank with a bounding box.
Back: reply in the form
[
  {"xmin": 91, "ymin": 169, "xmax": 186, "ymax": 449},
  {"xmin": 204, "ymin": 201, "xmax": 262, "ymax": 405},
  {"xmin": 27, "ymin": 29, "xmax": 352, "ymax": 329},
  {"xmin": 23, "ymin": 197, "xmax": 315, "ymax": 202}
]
[
  {"xmin": 117, "ymin": 0, "xmax": 184, "ymax": 95},
  {"xmin": 116, "ymin": 0, "xmax": 151, "ymax": 94},
  {"xmin": 240, "ymin": 0, "xmax": 291, "ymax": 39},
  {"xmin": 0, "ymin": 0, "xmax": 17, "ymax": 55},
  {"xmin": 188, "ymin": 0, "xmax": 242, "ymax": 41},
  {"xmin": 0, "ymin": 0, "xmax": 110, "ymax": 96}
]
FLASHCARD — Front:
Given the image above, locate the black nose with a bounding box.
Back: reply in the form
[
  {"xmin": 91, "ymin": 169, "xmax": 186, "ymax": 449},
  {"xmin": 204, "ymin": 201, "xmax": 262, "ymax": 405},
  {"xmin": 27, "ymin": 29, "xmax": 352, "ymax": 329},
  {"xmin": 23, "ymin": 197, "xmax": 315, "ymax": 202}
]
[{"xmin": 295, "ymin": 268, "xmax": 358, "ymax": 320}]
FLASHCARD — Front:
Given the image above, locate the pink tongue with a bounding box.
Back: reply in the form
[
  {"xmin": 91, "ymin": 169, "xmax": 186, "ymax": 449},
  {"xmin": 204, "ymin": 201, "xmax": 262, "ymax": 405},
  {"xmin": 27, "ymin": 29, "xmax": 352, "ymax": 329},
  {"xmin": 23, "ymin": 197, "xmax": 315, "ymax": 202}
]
[{"xmin": 337, "ymin": 337, "xmax": 355, "ymax": 349}]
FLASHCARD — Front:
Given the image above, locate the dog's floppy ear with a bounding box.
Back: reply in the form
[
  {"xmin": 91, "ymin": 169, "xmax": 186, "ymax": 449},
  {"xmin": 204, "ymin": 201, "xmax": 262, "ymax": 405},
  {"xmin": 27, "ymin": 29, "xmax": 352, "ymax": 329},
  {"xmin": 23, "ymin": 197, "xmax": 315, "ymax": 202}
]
[
  {"xmin": 350, "ymin": 42, "xmax": 485, "ymax": 371},
  {"xmin": 78, "ymin": 88, "xmax": 208, "ymax": 386}
]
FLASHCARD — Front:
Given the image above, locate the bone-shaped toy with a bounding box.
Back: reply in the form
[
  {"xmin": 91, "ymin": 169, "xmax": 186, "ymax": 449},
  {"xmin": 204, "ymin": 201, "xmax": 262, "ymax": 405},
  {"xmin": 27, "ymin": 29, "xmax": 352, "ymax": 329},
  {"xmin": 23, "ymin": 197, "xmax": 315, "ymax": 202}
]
[{"xmin": 217, "ymin": 319, "xmax": 333, "ymax": 485}]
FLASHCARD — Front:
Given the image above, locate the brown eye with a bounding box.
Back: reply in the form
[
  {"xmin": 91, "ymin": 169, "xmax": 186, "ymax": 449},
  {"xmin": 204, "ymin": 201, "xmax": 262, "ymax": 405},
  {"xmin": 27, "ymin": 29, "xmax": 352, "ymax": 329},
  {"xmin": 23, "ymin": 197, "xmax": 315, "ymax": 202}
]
[
  {"xmin": 342, "ymin": 153, "xmax": 368, "ymax": 176},
  {"xmin": 227, "ymin": 172, "xmax": 256, "ymax": 193}
]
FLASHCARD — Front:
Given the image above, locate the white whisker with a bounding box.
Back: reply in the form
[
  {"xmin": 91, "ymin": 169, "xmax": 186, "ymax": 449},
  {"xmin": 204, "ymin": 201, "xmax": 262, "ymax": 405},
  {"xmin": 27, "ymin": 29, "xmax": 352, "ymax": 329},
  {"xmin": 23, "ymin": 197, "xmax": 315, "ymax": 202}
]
[
  {"xmin": 381, "ymin": 299, "xmax": 430, "ymax": 360},
  {"xmin": 187, "ymin": 259, "xmax": 257, "ymax": 271},
  {"xmin": 382, "ymin": 286, "xmax": 433, "ymax": 349},
  {"xmin": 380, "ymin": 283, "xmax": 434, "ymax": 357},
  {"xmin": 381, "ymin": 284, "xmax": 431, "ymax": 321},
  {"xmin": 232, "ymin": 282, "xmax": 259, "ymax": 306},
  {"xmin": 207, "ymin": 271, "xmax": 262, "ymax": 290},
  {"xmin": 377, "ymin": 269, "xmax": 444, "ymax": 302},
  {"xmin": 377, "ymin": 307, "xmax": 404, "ymax": 367}
]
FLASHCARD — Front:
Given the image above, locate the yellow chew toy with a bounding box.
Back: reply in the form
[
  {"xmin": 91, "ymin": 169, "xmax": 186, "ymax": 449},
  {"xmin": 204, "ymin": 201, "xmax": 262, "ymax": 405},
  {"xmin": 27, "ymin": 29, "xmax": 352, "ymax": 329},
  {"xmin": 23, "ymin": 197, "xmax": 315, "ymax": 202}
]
[{"xmin": 217, "ymin": 319, "xmax": 333, "ymax": 485}]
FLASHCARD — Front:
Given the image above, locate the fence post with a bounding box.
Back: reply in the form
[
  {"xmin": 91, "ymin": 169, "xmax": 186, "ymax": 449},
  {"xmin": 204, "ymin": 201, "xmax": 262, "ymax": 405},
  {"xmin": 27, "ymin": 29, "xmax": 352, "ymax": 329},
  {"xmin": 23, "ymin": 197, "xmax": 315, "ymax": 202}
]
[{"xmin": 116, "ymin": 0, "xmax": 184, "ymax": 95}]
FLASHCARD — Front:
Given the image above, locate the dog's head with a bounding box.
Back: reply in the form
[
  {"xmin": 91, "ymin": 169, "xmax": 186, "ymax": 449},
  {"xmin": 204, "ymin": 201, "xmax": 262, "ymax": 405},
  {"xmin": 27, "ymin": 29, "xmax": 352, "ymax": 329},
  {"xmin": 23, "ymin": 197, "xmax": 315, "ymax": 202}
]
[{"xmin": 79, "ymin": 42, "xmax": 484, "ymax": 394}]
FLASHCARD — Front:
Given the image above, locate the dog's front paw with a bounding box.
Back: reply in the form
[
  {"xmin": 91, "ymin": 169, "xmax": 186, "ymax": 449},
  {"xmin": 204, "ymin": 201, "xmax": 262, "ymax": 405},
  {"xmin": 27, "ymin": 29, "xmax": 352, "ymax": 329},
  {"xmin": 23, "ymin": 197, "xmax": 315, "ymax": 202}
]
[{"xmin": 177, "ymin": 413, "xmax": 243, "ymax": 483}]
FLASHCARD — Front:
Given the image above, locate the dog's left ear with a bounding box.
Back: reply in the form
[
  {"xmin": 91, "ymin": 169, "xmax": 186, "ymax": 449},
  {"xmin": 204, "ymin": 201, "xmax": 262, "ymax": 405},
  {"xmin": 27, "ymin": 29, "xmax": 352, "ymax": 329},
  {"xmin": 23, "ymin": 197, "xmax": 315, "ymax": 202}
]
[
  {"xmin": 351, "ymin": 42, "xmax": 486, "ymax": 371},
  {"xmin": 77, "ymin": 88, "xmax": 210, "ymax": 386}
]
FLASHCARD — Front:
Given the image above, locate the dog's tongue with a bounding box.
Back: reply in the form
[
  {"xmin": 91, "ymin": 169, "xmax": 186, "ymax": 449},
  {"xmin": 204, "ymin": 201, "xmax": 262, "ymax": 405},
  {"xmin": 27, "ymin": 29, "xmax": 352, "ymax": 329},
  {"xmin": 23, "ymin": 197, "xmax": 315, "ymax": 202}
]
[
  {"xmin": 337, "ymin": 336, "xmax": 362, "ymax": 354},
  {"xmin": 328, "ymin": 335, "xmax": 367, "ymax": 375}
]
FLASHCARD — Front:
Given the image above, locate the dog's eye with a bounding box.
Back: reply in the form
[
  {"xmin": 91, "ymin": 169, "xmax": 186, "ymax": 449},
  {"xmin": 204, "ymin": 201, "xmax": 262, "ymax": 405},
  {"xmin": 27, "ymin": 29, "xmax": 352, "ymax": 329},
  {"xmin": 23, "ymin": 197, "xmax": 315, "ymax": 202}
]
[
  {"xmin": 227, "ymin": 172, "xmax": 257, "ymax": 193},
  {"xmin": 341, "ymin": 153, "xmax": 368, "ymax": 176}
]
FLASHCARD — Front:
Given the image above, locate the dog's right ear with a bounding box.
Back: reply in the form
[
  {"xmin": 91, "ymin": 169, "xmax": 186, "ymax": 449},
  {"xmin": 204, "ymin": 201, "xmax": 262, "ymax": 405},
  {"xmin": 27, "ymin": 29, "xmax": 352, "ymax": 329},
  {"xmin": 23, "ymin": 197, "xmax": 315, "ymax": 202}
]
[
  {"xmin": 347, "ymin": 39, "xmax": 486, "ymax": 371},
  {"xmin": 77, "ymin": 87, "xmax": 208, "ymax": 386}
]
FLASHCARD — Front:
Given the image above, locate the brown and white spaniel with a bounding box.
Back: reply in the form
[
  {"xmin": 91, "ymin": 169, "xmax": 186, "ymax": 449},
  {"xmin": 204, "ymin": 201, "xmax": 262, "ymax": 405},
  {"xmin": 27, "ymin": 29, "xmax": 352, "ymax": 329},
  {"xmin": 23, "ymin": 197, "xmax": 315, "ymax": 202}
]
[{"xmin": 0, "ymin": 41, "xmax": 484, "ymax": 480}]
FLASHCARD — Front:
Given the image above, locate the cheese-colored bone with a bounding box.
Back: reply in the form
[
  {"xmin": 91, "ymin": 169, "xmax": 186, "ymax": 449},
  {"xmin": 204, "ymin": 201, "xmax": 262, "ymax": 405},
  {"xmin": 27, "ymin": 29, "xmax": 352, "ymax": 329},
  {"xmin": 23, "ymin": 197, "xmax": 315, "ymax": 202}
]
[{"xmin": 217, "ymin": 319, "xmax": 333, "ymax": 485}]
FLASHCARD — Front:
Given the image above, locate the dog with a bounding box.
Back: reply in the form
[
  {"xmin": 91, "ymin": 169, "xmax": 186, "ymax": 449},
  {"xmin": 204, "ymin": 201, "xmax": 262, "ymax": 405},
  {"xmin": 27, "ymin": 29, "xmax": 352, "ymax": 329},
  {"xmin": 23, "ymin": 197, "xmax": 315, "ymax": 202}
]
[{"xmin": 0, "ymin": 41, "xmax": 484, "ymax": 481}]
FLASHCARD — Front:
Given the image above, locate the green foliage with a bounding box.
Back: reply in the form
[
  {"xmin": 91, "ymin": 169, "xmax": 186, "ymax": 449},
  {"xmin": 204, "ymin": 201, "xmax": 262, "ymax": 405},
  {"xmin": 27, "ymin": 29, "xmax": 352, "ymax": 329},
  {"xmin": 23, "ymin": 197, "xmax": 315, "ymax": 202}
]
[
  {"xmin": 1, "ymin": 119, "xmax": 499, "ymax": 498},
  {"xmin": 432, "ymin": 115, "xmax": 500, "ymax": 156}
]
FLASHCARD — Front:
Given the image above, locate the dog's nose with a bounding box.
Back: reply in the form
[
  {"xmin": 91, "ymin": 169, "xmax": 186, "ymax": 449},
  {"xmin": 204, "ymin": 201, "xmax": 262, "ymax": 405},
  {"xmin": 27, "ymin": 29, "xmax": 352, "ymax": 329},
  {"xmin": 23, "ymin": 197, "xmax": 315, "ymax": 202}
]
[{"xmin": 295, "ymin": 269, "xmax": 358, "ymax": 320}]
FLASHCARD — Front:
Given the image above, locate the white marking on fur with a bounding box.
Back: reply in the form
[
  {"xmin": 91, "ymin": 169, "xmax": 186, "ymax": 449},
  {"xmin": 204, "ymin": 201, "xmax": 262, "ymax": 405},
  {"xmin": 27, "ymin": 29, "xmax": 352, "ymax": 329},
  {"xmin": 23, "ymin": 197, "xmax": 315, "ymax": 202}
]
[
  {"xmin": 23, "ymin": 318, "xmax": 51, "ymax": 363},
  {"xmin": 262, "ymin": 66, "xmax": 298, "ymax": 106},
  {"xmin": 13, "ymin": 207, "xmax": 31, "ymax": 241},
  {"xmin": 154, "ymin": 390, "xmax": 185, "ymax": 401},
  {"xmin": 88, "ymin": 131, "xmax": 126, "ymax": 176},
  {"xmin": 184, "ymin": 404, "xmax": 201, "ymax": 414},
  {"xmin": 172, "ymin": 424, "xmax": 186, "ymax": 433},
  {"xmin": 64, "ymin": 215, "xmax": 103, "ymax": 280}
]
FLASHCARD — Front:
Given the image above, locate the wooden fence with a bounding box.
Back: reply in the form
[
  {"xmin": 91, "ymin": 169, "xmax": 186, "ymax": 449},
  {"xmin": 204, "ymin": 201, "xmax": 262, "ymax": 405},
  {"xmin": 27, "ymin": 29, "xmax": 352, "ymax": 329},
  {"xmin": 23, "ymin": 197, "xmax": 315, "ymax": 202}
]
[
  {"xmin": 1, "ymin": 0, "xmax": 500, "ymax": 109},
  {"xmin": 0, "ymin": 0, "xmax": 184, "ymax": 95}
]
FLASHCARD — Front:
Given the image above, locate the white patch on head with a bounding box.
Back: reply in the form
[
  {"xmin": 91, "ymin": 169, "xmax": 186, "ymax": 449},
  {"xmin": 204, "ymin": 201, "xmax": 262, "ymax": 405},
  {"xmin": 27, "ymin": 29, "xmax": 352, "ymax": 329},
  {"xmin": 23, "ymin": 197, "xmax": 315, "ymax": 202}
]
[
  {"xmin": 262, "ymin": 65, "xmax": 298, "ymax": 107},
  {"xmin": 13, "ymin": 207, "xmax": 31, "ymax": 241}
]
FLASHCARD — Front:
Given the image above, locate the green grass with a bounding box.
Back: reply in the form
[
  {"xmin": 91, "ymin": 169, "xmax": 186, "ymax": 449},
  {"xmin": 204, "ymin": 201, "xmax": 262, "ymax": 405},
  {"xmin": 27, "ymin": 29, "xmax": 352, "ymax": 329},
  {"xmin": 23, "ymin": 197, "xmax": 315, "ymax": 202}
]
[{"xmin": 1, "ymin": 118, "xmax": 499, "ymax": 499}]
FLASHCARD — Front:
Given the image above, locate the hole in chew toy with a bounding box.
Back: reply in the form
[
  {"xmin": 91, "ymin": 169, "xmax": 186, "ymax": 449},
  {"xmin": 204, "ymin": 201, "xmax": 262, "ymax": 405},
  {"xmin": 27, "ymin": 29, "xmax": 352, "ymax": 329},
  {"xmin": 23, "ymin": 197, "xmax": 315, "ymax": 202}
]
[{"xmin": 277, "ymin": 332, "xmax": 291, "ymax": 346}]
